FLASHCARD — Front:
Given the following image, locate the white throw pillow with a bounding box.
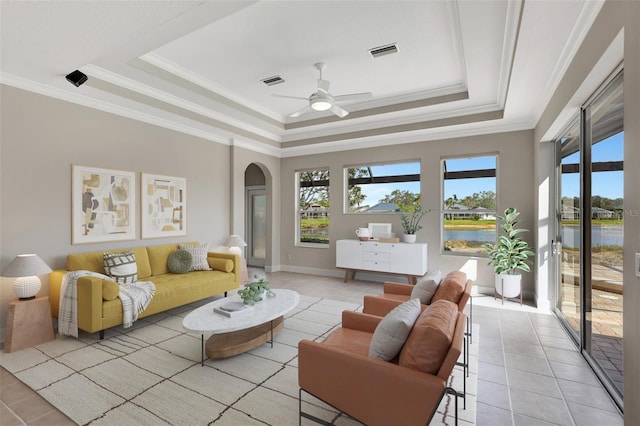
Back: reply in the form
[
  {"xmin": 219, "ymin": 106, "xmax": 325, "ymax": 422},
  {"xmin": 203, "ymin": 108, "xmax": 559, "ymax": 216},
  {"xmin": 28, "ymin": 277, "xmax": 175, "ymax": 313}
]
[
  {"xmin": 103, "ymin": 250, "xmax": 138, "ymax": 284},
  {"xmin": 368, "ymin": 298, "xmax": 422, "ymax": 361},
  {"xmin": 411, "ymin": 269, "xmax": 443, "ymax": 304},
  {"xmin": 179, "ymin": 243, "xmax": 212, "ymax": 271}
]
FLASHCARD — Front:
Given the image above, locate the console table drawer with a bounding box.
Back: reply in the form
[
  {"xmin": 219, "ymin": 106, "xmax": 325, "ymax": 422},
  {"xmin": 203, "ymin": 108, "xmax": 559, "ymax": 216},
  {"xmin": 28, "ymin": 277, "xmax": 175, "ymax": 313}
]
[
  {"xmin": 363, "ymin": 251, "xmax": 390, "ymax": 262},
  {"xmin": 363, "ymin": 260, "xmax": 390, "ymax": 271},
  {"xmin": 363, "ymin": 243, "xmax": 391, "ymax": 253}
]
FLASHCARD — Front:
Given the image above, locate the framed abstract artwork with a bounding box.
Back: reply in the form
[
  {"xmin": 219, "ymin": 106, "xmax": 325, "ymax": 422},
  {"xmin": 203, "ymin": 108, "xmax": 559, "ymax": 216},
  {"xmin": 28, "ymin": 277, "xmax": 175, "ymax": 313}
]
[
  {"xmin": 72, "ymin": 165, "xmax": 136, "ymax": 244},
  {"xmin": 141, "ymin": 173, "xmax": 186, "ymax": 239}
]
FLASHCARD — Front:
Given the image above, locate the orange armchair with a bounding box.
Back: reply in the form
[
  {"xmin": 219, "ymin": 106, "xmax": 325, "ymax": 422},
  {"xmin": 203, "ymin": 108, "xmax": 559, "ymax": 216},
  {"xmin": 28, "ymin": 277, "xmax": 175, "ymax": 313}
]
[{"xmin": 298, "ymin": 300, "xmax": 466, "ymax": 426}]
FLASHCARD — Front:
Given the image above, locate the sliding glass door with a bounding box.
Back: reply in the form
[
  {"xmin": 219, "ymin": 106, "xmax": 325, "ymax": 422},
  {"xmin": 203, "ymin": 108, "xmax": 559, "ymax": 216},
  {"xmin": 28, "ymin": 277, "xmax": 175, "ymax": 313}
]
[{"xmin": 555, "ymin": 70, "xmax": 623, "ymax": 406}]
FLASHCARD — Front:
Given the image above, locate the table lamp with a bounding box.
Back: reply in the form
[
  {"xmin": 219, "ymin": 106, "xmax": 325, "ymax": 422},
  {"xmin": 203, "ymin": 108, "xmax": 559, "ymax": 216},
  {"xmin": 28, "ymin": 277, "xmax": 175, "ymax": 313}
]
[
  {"xmin": 2, "ymin": 254, "xmax": 52, "ymax": 300},
  {"xmin": 225, "ymin": 235, "xmax": 247, "ymax": 256}
]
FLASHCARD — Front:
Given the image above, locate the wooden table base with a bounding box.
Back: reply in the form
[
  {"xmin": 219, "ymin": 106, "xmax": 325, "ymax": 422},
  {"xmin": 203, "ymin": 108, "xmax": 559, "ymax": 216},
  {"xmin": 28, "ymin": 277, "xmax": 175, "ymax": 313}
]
[
  {"xmin": 4, "ymin": 296, "xmax": 55, "ymax": 353},
  {"xmin": 203, "ymin": 316, "xmax": 285, "ymax": 362}
]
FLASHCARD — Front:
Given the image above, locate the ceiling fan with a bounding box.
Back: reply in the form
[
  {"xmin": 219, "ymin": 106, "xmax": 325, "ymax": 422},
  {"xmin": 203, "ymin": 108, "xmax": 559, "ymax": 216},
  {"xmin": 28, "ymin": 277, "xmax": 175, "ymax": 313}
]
[{"xmin": 273, "ymin": 62, "xmax": 372, "ymax": 119}]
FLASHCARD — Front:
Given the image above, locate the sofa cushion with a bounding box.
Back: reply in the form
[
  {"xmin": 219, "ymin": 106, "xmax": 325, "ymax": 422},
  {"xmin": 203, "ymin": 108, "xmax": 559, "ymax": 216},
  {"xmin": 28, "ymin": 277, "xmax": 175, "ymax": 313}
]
[
  {"xmin": 67, "ymin": 247, "xmax": 151, "ymax": 278},
  {"xmin": 431, "ymin": 271, "xmax": 467, "ymax": 304},
  {"xmin": 103, "ymin": 250, "xmax": 137, "ymax": 284},
  {"xmin": 180, "ymin": 242, "xmax": 212, "ymax": 271},
  {"xmin": 411, "ymin": 269, "xmax": 442, "ymax": 304},
  {"xmin": 208, "ymin": 258, "xmax": 234, "ymax": 272},
  {"xmin": 399, "ymin": 299, "xmax": 458, "ymax": 375},
  {"xmin": 322, "ymin": 328, "xmax": 373, "ymax": 358},
  {"xmin": 368, "ymin": 298, "xmax": 421, "ymax": 361},
  {"xmin": 102, "ymin": 281, "xmax": 119, "ymax": 301},
  {"xmin": 167, "ymin": 249, "xmax": 193, "ymax": 274},
  {"xmin": 146, "ymin": 244, "xmax": 180, "ymax": 275}
]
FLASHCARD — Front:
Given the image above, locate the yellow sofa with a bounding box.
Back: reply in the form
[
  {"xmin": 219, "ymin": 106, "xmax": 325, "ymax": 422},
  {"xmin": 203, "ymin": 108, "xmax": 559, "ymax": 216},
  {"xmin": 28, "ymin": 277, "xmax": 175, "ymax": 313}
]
[{"xmin": 49, "ymin": 242, "xmax": 240, "ymax": 338}]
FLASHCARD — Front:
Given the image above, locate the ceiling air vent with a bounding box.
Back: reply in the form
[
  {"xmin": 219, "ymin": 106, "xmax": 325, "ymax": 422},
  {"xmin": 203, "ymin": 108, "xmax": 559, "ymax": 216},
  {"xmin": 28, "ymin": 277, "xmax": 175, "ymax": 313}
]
[
  {"xmin": 368, "ymin": 43, "xmax": 399, "ymax": 58},
  {"xmin": 261, "ymin": 75, "xmax": 285, "ymax": 86}
]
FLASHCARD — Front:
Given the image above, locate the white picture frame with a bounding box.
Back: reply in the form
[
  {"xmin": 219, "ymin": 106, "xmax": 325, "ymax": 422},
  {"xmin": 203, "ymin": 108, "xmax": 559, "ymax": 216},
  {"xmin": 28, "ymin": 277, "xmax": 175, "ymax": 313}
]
[
  {"xmin": 141, "ymin": 173, "xmax": 186, "ymax": 239},
  {"xmin": 72, "ymin": 165, "xmax": 136, "ymax": 244},
  {"xmin": 368, "ymin": 222, "xmax": 392, "ymax": 239}
]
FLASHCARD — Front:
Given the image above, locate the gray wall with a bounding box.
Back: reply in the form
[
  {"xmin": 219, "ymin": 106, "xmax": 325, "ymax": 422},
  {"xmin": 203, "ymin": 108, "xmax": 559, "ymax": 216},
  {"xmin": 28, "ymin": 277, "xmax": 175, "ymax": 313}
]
[
  {"xmin": 0, "ymin": 85, "xmax": 234, "ymax": 337},
  {"xmin": 279, "ymin": 130, "xmax": 535, "ymax": 294}
]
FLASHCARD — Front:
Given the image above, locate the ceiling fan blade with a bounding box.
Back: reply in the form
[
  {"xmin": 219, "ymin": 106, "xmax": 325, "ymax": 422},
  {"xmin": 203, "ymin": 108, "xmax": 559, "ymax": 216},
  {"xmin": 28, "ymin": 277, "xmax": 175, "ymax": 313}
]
[
  {"xmin": 317, "ymin": 79, "xmax": 330, "ymax": 94},
  {"xmin": 330, "ymin": 104, "xmax": 349, "ymax": 118},
  {"xmin": 272, "ymin": 94, "xmax": 309, "ymax": 101},
  {"xmin": 333, "ymin": 92, "xmax": 373, "ymax": 102},
  {"xmin": 290, "ymin": 105, "xmax": 315, "ymax": 118}
]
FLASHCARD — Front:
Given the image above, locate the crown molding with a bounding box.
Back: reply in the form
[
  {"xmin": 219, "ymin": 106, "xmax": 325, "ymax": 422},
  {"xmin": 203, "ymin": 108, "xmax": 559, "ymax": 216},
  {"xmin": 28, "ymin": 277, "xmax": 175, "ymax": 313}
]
[
  {"xmin": 0, "ymin": 72, "xmax": 233, "ymax": 146},
  {"xmin": 82, "ymin": 64, "xmax": 283, "ymax": 143},
  {"xmin": 140, "ymin": 52, "xmax": 284, "ymax": 123},
  {"xmin": 280, "ymin": 119, "xmax": 532, "ymax": 158}
]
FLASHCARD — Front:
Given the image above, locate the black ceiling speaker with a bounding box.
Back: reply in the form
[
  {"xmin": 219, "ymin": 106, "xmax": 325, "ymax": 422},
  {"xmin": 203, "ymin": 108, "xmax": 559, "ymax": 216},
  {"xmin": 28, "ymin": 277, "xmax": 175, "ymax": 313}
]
[{"xmin": 65, "ymin": 70, "xmax": 88, "ymax": 87}]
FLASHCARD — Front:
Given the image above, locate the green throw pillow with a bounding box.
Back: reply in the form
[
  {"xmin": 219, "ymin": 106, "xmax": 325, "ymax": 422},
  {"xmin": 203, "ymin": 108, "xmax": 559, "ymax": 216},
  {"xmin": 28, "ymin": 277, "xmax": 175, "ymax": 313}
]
[{"xmin": 168, "ymin": 249, "xmax": 193, "ymax": 274}]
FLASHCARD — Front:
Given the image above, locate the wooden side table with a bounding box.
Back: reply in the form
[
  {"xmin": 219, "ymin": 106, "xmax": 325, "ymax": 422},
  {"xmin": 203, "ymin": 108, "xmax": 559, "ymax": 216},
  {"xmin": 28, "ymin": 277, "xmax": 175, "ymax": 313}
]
[{"xmin": 4, "ymin": 296, "xmax": 55, "ymax": 353}]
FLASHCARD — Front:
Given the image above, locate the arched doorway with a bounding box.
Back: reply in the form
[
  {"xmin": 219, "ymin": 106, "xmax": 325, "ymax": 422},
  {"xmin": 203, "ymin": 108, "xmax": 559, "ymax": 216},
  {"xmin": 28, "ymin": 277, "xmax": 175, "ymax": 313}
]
[{"xmin": 245, "ymin": 163, "xmax": 266, "ymax": 267}]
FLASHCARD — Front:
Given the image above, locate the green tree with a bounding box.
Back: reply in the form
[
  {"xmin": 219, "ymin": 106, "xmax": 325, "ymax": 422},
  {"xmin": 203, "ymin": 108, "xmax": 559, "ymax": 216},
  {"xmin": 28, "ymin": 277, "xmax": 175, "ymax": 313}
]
[
  {"xmin": 347, "ymin": 167, "xmax": 369, "ymax": 209},
  {"xmin": 299, "ymin": 170, "xmax": 329, "ymax": 209},
  {"xmin": 379, "ymin": 190, "xmax": 420, "ymax": 210}
]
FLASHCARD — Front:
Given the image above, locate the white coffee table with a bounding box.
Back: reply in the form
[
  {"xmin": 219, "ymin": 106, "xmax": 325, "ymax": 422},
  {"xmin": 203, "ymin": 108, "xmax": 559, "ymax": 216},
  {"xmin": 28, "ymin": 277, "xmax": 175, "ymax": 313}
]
[{"xmin": 182, "ymin": 289, "xmax": 300, "ymax": 365}]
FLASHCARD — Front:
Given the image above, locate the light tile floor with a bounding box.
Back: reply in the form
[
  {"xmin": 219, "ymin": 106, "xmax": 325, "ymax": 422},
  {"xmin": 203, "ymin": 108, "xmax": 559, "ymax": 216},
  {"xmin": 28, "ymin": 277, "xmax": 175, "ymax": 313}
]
[{"xmin": 0, "ymin": 269, "xmax": 624, "ymax": 425}]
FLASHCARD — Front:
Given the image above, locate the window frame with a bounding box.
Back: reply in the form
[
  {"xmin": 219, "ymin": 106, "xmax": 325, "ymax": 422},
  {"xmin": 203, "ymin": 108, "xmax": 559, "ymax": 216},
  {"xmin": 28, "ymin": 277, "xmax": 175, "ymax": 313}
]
[
  {"xmin": 441, "ymin": 153, "xmax": 498, "ymax": 256},
  {"xmin": 342, "ymin": 160, "xmax": 421, "ymax": 214},
  {"xmin": 295, "ymin": 167, "xmax": 330, "ymax": 248}
]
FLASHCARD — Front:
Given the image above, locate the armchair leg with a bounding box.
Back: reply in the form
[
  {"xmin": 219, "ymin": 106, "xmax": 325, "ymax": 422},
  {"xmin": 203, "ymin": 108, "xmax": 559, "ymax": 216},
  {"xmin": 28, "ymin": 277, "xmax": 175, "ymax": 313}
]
[
  {"xmin": 299, "ymin": 388, "xmax": 333, "ymax": 426},
  {"xmin": 445, "ymin": 387, "xmax": 464, "ymax": 426}
]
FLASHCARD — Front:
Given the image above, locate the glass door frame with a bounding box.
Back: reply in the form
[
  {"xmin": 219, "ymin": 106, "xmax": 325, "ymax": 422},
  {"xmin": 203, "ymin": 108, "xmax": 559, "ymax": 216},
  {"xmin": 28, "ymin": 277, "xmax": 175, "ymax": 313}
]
[{"xmin": 553, "ymin": 67, "xmax": 624, "ymax": 410}]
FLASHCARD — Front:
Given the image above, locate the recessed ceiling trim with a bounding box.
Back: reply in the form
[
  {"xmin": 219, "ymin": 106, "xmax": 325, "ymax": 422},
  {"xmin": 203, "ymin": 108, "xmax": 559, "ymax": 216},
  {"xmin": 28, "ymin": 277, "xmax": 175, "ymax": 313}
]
[
  {"xmin": 495, "ymin": 0, "xmax": 523, "ymax": 108},
  {"xmin": 0, "ymin": 72, "xmax": 235, "ymax": 146},
  {"xmin": 283, "ymin": 109, "xmax": 504, "ymax": 148},
  {"xmin": 140, "ymin": 52, "xmax": 284, "ymax": 123},
  {"xmin": 280, "ymin": 120, "xmax": 532, "ymax": 158},
  {"xmin": 83, "ymin": 64, "xmax": 282, "ymax": 142},
  {"xmin": 284, "ymin": 89, "xmax": 469, "ymax": 130}
]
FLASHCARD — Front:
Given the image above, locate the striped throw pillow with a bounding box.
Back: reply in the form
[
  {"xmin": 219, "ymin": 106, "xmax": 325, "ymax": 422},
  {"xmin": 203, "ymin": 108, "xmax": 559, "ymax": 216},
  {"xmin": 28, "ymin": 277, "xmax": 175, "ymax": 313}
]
[
  {"xmin": 179, "ymin": 243, "xmax": 212, "ymax": 271},
  {"xmin": 103, "ymin": 250, "xmax": 138, "ymax": 284}
]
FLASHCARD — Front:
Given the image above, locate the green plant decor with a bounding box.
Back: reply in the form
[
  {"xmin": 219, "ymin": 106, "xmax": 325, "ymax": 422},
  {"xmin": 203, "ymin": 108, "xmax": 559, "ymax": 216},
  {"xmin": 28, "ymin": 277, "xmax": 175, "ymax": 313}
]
[
  {"xmin": 237, "ymin": 276, "xmax": 275, "ymax": 305},
  {"xmin": 400, "ymin": 205, "xmax": 427, "ymax": 235},
  {"xmin": 484, "ymin": 207, "xmax": 535, "ymax": 275}
]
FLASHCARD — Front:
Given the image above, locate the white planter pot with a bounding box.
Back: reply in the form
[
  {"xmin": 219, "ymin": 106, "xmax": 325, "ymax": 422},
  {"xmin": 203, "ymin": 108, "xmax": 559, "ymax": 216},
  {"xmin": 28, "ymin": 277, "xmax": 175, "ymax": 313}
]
[
  {"xmin": 495, "ymin": 273, "xmax": 522, "ymax": 298},
  {"xmin": 403, "ymin": 234, "xmax": 417, "ymax": 243}
]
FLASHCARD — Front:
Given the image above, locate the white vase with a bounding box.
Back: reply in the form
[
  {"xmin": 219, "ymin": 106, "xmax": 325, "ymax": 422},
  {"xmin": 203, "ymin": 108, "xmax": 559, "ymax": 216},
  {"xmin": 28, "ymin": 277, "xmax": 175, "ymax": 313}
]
[
  {"xmin": 403, "ymin": 234, "xmax": 417, "ymax": 243},
  {"xmin": 495, "ymin": 273, "xmax": 521, "ymax": 298}
]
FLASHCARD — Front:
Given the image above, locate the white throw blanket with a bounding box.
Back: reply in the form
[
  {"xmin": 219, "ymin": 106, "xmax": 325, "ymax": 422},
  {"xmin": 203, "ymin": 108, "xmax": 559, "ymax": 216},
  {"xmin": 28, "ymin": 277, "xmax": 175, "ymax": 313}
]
[{"xmin": 59, "ymin": 270, "xmax": 155, "ymax": 337}]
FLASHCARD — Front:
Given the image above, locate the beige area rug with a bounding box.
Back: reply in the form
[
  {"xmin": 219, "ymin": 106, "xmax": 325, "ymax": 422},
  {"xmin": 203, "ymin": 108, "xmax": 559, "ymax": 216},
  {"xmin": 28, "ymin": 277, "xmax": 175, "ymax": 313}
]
[{"xmin": 0, "ymin": 295, "xmax": 478, "ymax": 425}]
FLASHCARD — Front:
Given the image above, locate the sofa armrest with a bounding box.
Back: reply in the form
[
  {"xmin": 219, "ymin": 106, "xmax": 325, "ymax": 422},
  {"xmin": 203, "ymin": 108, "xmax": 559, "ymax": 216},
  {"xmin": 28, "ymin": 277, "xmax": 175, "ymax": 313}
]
[
  {"xmin": 49, "ymin": 271, "xmax": 107, "ymax": 333},
  {"xmin": 341, "ymin": 310, "xmax": 382, "ymax": 333},
  {"xmin": 363, "ymin": 295, "xmax": 404, "ymax": 317},
  {"xmin": 76, "ymin": 276, "xmax": 105, "ymax": 333},
  {"xmin": 207, "ymin": 252, "xmax": 240, "ymax": 285},
  {"xmin": 49, "ymin": 270, "xmax": 67, "ymax": 318},
  {"xmin": 299, "ymin": 340, "xmax": 447, "ymax": 426},
  {"xmin": 383, "ymin": 281, "xmax": 413, "ymax": 296}
]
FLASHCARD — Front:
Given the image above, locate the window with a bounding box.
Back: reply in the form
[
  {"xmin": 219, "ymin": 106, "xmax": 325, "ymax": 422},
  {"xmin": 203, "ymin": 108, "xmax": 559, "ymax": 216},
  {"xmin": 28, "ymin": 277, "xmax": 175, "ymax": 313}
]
[
  {"xmin": 344, "ymin": 161, "xmax": 420, "ymax": 213},
  {"xmin": 442, "ymin": 155, "xmax": 497, "ymax": 254},
  {"xmin": 296, "ymin": 169, "xmax": 329, "ymax": 245}
]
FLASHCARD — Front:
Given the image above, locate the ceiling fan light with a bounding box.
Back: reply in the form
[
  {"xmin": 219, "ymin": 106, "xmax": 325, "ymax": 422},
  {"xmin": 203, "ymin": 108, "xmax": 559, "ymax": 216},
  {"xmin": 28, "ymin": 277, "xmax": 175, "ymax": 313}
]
[{"xmin": 311, "ymin": 99, "xmax": 332, "ymax": 111}]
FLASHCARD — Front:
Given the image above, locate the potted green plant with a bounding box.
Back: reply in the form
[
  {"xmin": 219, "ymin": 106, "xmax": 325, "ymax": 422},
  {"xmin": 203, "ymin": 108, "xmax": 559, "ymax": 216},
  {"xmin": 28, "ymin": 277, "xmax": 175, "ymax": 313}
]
[
  {"xmin": 400, "ymin": 205, "xmax": 427, "ymax": 243},
  {"xmin": 483, "ymin": 207, "xmax": 534, "ymax": 299},
  {"xmin": 237, "ymin": 276, "xmax": 275, "ymax": 305}
]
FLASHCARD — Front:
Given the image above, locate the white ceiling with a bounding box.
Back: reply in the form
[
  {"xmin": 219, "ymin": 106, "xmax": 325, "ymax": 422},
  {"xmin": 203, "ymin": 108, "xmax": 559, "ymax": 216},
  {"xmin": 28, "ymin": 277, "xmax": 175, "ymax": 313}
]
[{"xmin": 0, "ymin": 1, "xmax": 604, "ymax": 157}]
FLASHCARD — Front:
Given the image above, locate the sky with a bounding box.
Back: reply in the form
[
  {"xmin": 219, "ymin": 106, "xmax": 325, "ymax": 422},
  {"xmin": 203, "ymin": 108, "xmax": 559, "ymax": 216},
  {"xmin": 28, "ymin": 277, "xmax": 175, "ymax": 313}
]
[
  {"xmin": 562, "ymin": 132, "xmax": 623, "ymax": 199},
  {"xmin": 356, "ymin": 131, "xmax": 623, "ymax": 207}
]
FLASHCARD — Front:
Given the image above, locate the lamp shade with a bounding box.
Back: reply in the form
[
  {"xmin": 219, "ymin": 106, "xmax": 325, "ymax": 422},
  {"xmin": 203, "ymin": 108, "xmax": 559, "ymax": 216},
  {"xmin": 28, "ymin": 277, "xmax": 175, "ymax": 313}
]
[
  {"xmin": 224, "ymin": 235, "xmax": 247, "ymax": 256},
  {"xmin": 224, "ymin": 235, "xmax": 247, "ymax": 248},
  {"xmin": 2, "ymin": 254, "xmax": 52, "ymax": 300}
]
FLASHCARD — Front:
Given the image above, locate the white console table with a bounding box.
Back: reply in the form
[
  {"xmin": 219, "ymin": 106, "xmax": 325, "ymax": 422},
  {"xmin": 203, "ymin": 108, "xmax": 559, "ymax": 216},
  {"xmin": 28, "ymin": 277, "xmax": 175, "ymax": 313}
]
[{"xmin": 336, "ymin": 239, "xmax": 428, "ymax": 284}]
